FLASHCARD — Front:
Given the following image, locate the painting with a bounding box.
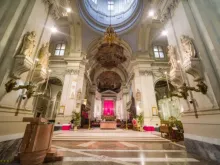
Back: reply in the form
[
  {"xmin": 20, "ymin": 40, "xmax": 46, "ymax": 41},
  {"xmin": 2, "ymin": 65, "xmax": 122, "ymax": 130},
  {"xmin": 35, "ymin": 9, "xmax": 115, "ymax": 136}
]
[
  {"xmin": 59, "ymin": 105, "xmax": 65, "ymax": 114},
  {"xmin": 152, "ymin": 107, "xmax": 158, "ymax": 116}
]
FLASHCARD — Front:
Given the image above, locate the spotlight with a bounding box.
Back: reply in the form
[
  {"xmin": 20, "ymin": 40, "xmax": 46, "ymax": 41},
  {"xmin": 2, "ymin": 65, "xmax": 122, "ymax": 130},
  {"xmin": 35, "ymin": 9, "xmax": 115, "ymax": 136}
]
[
  {"xmin": 35, "ymin": 58, "xmax": 39, "ymax": 62},
  {"xmin": 177, "ymin": 60, "xmax": 181, "ymax": 63},
  {"xmin": 148, "ymin": 10, "xmax": 154, "ymax": 17},
  {"xmin": 164, "ymin": 71, "xmax": 167, "ymax": 75},
  {"xmin": 48, "ymin": 69, "xmax": 52, "ymax": 73},
  {"xmin": 51, "ymin": 27, "xmax": 58, "ymax": 33},
  {"xmin": 66, "ymin": 7, "xmax": 72, "ymax": 13},
  {"xmin": 161, "ymin": 30, "xmax": 168, "ymax": 36}
]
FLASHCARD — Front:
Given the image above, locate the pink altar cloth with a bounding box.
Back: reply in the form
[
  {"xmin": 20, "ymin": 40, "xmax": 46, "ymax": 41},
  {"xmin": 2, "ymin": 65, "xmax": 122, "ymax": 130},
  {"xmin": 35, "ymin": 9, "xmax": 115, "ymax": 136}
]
[
  {"xmin": 143, "ymin": 126, "xmax": 155, "ymax": 131},
  {"xmin": 62, "ymin": 124, "xmax": 71, "ymax": 130}
]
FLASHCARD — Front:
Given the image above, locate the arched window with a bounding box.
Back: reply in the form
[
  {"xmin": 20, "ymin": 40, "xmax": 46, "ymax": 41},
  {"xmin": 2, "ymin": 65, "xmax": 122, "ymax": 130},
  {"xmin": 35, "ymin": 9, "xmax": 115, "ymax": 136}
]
[
  {"xmin": 54, "ymin": 43, "xmax": 66, "ymax": 56},
  {"xmin": 153, "ymin": 46, "xmax": 165, "ymax": 59}
]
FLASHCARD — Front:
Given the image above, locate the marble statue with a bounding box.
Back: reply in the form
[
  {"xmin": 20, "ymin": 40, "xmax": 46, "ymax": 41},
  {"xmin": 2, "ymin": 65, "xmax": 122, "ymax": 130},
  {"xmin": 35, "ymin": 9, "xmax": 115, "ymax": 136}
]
[
  {"xmin": 20, "ymin": 31, "xmax": 36, "ymax": 57},
  {"xmin": 180, "ymin": 35, "xmax": 196, "ymax": 58},
  {"xmin": 38, "ymin": 42, "xmax": 51, "ymax": 69},
  {"xmin": 136, "ymin": 89, "xmax": 141, "ymax": 101},
  {"xmin": 167, "ymin": 45, "xmax": 178, "ymax": 70}
]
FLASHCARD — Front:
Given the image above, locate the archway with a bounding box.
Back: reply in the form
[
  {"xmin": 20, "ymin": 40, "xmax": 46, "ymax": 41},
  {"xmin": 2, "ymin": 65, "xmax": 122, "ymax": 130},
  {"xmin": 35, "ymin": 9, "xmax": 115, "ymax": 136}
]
[{"xmin": 34, "ymin": 77, "xmax": 63, "ymax": 119}]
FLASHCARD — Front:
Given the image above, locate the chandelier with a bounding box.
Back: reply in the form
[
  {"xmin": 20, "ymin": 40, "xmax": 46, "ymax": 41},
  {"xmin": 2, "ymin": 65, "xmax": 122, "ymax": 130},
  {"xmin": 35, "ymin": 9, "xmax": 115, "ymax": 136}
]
[{"xmin": 96, "ymin": 5, "xmax": 126, "ymax": 69}]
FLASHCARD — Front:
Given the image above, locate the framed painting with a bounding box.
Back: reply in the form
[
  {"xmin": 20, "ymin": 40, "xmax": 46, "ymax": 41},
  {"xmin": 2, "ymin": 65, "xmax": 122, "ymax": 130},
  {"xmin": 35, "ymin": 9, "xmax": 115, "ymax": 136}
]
[
  {"xmin": 152, "ymin": 107, "xmax": 158, "ymax": 116},
  {"xmin": 59, "ymin": 105, "xmax": 65, "ymax": 114}
]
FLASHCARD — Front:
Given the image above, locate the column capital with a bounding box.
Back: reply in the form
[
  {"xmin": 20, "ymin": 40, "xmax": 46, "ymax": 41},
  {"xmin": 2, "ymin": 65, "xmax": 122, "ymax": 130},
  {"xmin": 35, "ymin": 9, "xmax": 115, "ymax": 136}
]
[
  {"xmin": 139, "ymin": 70, "xmax": 153, "ymax": 76},
  {"xmin": 65, "ymin": 69, "xmax": 79, "ymax": 75}
]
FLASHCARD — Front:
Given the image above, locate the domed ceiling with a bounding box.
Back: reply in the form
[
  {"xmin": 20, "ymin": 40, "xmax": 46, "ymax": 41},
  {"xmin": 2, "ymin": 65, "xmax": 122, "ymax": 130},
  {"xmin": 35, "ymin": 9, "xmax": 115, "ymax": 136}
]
[{"xmin": 78, "ymin": 0, "xmax": 143, "ymax": 33}]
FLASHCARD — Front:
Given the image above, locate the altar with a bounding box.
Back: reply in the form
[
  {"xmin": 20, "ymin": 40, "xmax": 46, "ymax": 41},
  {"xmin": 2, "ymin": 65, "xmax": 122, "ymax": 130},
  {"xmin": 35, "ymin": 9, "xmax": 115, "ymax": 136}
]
[{"xmin": 100, "ymin": 121, "xmax": 117, "ymax": 129}]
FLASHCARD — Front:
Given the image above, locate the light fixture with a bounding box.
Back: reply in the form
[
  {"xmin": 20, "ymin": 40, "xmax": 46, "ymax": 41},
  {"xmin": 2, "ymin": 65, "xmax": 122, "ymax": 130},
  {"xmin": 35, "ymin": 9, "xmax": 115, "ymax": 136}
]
[
  {"xmin": 51, "ymin": 27, "xmax": 58, "ymax": 33},
  {"xmin": 48, "ymin": 69, "xmax": 52, "ymax": 73},
  {"xmin": 164, "ymin": 71, "xmax": 167, "ymax": 75},
  {"xmin": 177, "ymin": 60, "xmax": 181, "ymax": 63},
  {"xmin": 161, "ymin": 30, "xmax": 168, "ymax": 36},
  {"xmin": 35, "ymin": 58, "xmax": 39, "ymax": 62},
  {"xmin": 148, "ymin": 10, "xmax": 154, "ymax": 17},
  {"xmin": 66, "ymin": 7, "xmax": 71, "ymax": 13}
]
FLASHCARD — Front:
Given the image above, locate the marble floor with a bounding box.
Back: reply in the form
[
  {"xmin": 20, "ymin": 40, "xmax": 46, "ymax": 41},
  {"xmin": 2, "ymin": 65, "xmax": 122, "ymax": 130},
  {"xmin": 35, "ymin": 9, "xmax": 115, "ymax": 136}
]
[{"xmin": 1, "ymin": 129, "xmax": 219, "ymax": 165}]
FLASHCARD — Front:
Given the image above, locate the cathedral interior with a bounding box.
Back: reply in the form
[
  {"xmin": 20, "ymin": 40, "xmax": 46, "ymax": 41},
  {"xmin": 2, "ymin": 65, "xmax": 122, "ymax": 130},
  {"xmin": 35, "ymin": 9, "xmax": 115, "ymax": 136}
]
[{"xmin": 0, "ymin": 0, "xmax": 220, "ymax": 165}]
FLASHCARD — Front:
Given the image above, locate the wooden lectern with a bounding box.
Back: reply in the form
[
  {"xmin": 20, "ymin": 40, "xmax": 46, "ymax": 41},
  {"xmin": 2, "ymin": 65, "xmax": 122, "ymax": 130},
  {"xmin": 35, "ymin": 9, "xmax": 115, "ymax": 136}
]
[{"xmin": 15, "ymin": 117, "xmax": 63, "ymax": 165}]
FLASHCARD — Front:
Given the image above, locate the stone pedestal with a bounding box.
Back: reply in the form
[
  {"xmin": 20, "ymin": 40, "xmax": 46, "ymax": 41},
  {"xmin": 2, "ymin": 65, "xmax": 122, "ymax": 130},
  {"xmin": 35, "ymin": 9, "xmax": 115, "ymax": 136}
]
[{"xmin": 15, "ymin": 117, "xmax": 63, "ymax": 165}]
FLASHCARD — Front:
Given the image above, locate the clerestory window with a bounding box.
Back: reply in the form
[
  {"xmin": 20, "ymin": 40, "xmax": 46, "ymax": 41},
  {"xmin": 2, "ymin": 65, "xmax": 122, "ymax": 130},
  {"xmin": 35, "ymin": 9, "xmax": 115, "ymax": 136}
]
[
  {"xmin": 54, "ymin": 43, "xmax": 66, "ymax": 56},
  {"xmin": 153, "ymin": 46, "xmax": 165, "ymax": 59}
]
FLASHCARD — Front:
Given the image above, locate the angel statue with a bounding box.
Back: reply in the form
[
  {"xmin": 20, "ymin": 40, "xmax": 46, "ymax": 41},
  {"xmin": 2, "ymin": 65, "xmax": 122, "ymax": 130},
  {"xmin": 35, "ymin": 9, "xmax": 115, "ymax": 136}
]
[
  {"xmin": 19, "ymin": 31, "xmax": 36, "ymax": 57},
  {"xmin": 180, "ymin": 35, "xmax": 196, "ymax": 58},
  {"xmin": 38, "ymin": 42, "xmax": 51, "ymax": 69},
  {"xmin": 167, "ymin": 45, "xmax": 178, "ymax": 70}
]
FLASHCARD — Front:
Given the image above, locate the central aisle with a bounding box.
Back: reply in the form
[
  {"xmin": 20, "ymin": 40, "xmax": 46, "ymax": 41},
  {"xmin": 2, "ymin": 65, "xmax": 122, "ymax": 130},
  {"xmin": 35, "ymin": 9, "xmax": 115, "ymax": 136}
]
[{"xmin": 47, "ymin": 129, "xmax": 218, "ymax": 165}]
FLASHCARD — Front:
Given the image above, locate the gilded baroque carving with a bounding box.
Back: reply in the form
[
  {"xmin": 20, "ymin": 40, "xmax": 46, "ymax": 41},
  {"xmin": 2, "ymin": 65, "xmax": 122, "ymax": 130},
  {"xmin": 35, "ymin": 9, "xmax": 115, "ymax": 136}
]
[{"xmin": 160, "ymin": 0, "xmax": 180, "ymax": 22}]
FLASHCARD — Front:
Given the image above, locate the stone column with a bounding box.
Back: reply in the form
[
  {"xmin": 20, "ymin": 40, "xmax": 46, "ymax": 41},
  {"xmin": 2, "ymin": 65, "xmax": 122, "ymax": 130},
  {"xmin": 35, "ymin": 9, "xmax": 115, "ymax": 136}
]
[
  {"xmin": 89, "ymin": 85, "xmax": 96, "ymax": 120},
  {"xmin": 139, "ymin": 70, "xmax": 160, "ymax": 126},
  {"xmin": 122, "ymin": 86, "xmax": 129, "ymax": 121},
  {"xmin": 60, "ymin": 69, "xmax": 79, "ymax": 116}
]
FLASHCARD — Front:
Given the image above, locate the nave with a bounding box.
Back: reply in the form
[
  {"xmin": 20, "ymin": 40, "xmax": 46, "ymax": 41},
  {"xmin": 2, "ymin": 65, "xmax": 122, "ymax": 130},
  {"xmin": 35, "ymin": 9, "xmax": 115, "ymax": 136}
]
[{"xmin": 1, "ymin": 129, "xmax": 218, "ymax": 165}]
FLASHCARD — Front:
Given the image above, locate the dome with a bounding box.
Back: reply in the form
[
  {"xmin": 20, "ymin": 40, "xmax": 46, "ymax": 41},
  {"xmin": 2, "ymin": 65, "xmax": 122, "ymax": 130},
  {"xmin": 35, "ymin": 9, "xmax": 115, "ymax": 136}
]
[{"xmin": 78, "ymin": 0, "xmax": 143, "ymax": 33}]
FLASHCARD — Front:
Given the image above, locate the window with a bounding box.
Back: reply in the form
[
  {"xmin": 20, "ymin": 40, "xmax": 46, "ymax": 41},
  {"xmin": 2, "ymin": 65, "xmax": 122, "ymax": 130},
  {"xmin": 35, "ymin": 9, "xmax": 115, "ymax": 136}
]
[
  {"xmin": 108, "ymin": 1, "xmax": 114, "ymax": 11},
  {"xmin": 92, "ymin": 0, "xmax": 97, "ymax": 4},
  {"xmin": 54, "ymin": 43, "xmax": 65, "ymax": 56},
  {"xmin": 153, "ymin": 46, "xmax": 164, "ymax": 58}
]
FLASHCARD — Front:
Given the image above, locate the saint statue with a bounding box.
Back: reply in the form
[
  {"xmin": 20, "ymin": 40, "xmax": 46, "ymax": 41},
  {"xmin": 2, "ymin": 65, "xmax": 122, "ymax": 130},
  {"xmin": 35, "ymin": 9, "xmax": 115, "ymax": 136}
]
[
  {"xmin": 20, "ymin": 31, "xmax": 36, "ymax": 57},
  {"xmin": 38, "ymin": 42, "xmax": 51, "ymax": 69},
  {"xmin": 167, "ymin": 45, "xmax": 178, "ymax": 70},
  {"xmin": 136, "ymin": 89, "xmax": 141, "ymax": 101},
  {"xmin": 180, "ymin": 35, "xmax": 196, "ymax": 58}
]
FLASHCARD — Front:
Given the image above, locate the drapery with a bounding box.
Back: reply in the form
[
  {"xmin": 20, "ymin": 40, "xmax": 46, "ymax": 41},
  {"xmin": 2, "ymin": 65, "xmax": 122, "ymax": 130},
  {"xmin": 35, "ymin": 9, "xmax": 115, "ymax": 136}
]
[{"xmin": 103, "ymin": 100, "xmax": 114, "ymax": 116}]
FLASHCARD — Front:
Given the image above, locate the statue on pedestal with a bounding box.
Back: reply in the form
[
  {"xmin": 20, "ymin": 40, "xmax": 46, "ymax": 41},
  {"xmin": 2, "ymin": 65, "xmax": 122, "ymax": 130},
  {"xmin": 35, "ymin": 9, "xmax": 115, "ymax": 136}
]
[
  {"xmin": 19, "ymin": 31, "xmax": 36, "ymax": 57},
  {"xmin": 167, "ymin": 45, "xmax": 178, "ymax": 70},
  {"xmin": 38, "ymin": 42, "xmax": 51, "ymax": 69},
  {"xmin": 180, "ymin": 35, "xmax": 196, "ymax": 58}
]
